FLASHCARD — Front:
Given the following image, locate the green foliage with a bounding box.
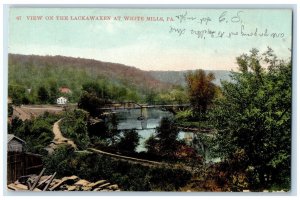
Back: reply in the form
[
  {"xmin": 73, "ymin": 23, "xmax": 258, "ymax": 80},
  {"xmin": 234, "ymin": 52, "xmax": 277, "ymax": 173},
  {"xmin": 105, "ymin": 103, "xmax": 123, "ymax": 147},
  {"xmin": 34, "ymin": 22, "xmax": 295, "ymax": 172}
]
[
  {"xmin": 8, "ymin": 54, "xmax": 164, "ymax": 104},
  {"xmin": 37, "ymin": 86, "xmax": 49, "ymax": 104},
  {"xmin": 117, "ymin": 130, "xmax": 140, "ymax": 153},
  {"xmin": 210, "ymin": 48, "xmax": 291, "ymax": 190},
  {"xmin": 8, "ymin": 85, "xmax": 30, "ymax": 105},
  {"xmin": 8, "ymin": 104, "xmax": 13, "ymax": 117},
  {"xmin": 145, "ymin": 117, "xmax": 181, "ymax": 159},
  {"xmin": 43, "ymin": 145, "xmax": 75, "ymax": 177},
  {"xmin": 43, "ymin": 147, "xmax": 192, "ymax": 191},
  {"xmin": 78, "ymin": 91, "xmax": 106, "ymax": 117},
  {"xmin": 157, "ymin": 87, "xmax": 189, "ymax": 104},
  {"xmin": 175, "ymin": 109, "xmax": 194, "ymax": 121},
  {"xmin": 8, "ymin": 113, "xmax": 60, "ymax": 155},
  {"xmin": 145, "ymin": 90, "xmax": 158, "ymax": 104},
  {"xmin": 145, "ymin": 135, "xmax": 159, "ymax": 155},
  {"xmin": 185, "ymin": 69, "xmax": 217, "ymax": 118},
  {"xmin": 49, "ymin": 83, "xmax": 59, "ymax": 104},
  {"xmin": 60, "ymin": 109, "xmax": 90, "ymax": 150}
]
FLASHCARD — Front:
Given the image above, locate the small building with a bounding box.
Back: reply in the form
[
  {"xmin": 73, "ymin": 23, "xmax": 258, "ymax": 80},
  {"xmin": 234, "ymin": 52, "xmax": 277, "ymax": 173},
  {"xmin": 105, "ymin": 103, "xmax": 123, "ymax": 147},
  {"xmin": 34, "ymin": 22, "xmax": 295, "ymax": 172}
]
[
  {"xmin": 57, "ymin": 97, "xmax": 68, "ymax": 105},
  {"xmin": 7, "ymin": 97, "xmax": 12, "ymax": 104},
  {"xmin": 7, "ymin": 134, "xmax": 43, "ymax": 184},
  {"xmin": 59, "ymin": 87, "xmax": 72, "ymax": 94},
  {"xmin": 7, "ymin": 134, "xmax": 26, "ymax": 183},
  {"xmin": 7, "ymin": 134, "xmax": 25, "ymax": 152}
]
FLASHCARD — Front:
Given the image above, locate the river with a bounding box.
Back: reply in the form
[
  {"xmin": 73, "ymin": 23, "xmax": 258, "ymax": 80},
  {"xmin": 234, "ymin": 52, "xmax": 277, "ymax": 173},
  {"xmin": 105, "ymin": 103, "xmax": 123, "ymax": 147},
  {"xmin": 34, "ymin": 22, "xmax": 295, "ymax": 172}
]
[{"xmin": 116, "ymin": 108, "xmax": 194, "ymax": 152}]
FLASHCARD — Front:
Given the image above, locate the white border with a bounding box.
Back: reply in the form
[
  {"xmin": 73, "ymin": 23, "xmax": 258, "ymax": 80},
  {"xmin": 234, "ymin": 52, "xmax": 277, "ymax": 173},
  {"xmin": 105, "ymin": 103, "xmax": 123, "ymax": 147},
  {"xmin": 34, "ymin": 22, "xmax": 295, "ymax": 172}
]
[{"xmin": 1, "ymin": 1, "xmax": 299, "ymax": 200}]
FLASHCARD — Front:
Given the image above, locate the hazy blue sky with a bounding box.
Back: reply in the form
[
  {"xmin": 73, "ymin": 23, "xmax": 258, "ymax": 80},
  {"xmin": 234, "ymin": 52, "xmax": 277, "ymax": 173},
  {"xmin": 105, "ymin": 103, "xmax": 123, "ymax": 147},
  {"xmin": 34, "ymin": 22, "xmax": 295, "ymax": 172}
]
[{"xmin": 9, "ymin": 8, "xmax": 292, "ymax": 71}]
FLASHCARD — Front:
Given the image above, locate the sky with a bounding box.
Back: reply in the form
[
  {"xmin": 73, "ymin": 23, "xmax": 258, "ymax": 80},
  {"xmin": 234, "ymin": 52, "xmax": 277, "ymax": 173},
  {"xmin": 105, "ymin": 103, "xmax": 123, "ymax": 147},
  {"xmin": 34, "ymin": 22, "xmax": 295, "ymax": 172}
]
[{"xmin": 9, "ymin": 8, "xmax": 292, "ymax": 71}]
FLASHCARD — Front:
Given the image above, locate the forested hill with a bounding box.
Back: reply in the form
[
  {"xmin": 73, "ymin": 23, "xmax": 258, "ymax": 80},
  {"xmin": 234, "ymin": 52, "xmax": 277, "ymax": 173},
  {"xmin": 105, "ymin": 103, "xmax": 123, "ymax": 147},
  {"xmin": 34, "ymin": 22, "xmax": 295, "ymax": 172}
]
[
  {"xmin": 149, "ymin": 70, "xmax": 232, "ymax": 86},
  {"xmin": 9, "ymin": 54, "xmax": 232, "ymax": 89},
  {"xmin": 8, "ymin": 54, "xmax": 172, "ymax": 90}
]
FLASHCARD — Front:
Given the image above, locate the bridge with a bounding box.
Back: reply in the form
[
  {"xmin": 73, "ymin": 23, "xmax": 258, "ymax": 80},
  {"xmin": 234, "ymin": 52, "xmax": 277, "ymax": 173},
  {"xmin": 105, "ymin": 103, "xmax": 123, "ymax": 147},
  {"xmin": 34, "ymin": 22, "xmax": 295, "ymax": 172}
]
[{"xmin": 99, "ymin": 101, "xmax": 190, "ymax": 111}]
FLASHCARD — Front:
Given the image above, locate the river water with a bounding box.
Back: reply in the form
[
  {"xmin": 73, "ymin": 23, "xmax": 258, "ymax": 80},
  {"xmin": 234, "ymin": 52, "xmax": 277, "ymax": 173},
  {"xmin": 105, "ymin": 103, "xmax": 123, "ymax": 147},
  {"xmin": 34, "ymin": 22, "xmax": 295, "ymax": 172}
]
[{"xmin": 116, "ymin": 108, "xmax": 194, "ymax": 152}]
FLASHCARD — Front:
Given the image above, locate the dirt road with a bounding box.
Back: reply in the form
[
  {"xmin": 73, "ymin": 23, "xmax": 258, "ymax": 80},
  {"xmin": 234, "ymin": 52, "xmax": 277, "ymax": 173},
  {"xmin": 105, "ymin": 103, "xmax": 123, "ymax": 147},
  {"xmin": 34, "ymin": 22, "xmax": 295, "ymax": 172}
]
[{"xmin": 46, "ymin": 119, "xmax": 77, "ymax": 154}]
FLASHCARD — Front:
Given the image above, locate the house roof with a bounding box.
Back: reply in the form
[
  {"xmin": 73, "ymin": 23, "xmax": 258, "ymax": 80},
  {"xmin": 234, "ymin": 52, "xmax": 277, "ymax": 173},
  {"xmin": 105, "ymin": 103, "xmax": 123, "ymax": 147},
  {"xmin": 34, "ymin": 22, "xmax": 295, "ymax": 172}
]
[
  {"xmin": 7, "ymin": 134, "xmax": 26, "ymax": 144},
  {"xmin": 59, "ymin": 87, "xmax": 72, "ymax": 93}
]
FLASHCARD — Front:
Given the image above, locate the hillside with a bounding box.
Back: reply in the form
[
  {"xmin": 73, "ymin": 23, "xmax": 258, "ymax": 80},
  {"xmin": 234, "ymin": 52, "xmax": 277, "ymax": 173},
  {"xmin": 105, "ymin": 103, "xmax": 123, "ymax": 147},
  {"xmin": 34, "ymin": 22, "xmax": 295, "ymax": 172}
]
[
  {"xmin": 9, "ymin": 54, "xmax": 232, "ymax": 89},
  {"xmin": 8, "ymin": 54, "xmax": 172, "ymax": 91},
  {"xmin": 8, "ymin": 54, "xmax": 232, "ymax": 104},
  {"xmin": 148, "ymin": 70, "xmax": 232, "ymax": 86}
]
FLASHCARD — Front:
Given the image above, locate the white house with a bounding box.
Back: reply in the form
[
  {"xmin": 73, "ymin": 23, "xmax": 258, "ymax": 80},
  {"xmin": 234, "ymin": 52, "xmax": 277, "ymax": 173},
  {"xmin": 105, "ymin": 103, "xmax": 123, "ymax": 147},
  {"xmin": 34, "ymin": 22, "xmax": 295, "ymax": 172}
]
[{"xmin": 56, "ymin": 97, "xmax": 68, "ymax": 105}]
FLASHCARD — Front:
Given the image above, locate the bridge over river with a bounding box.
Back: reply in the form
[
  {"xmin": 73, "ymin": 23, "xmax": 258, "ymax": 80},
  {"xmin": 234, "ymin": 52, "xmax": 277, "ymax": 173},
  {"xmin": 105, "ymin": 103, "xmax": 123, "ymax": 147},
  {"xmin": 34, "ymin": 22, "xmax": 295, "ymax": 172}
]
[{"xmin": 99, "ymin": 101, "xmax": 190, "ymax": 111}]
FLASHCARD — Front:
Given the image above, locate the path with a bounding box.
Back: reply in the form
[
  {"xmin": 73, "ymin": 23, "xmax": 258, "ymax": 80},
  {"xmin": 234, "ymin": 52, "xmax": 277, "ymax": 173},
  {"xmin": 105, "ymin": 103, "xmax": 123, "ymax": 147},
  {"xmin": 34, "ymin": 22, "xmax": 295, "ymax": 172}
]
[
  {"xmin": 46, "ymin": 119, "xmax": 77, "ymax": 153},
  {"xmin": 53, "ymin": 119, "xmax": 77, "ymax": 148}
]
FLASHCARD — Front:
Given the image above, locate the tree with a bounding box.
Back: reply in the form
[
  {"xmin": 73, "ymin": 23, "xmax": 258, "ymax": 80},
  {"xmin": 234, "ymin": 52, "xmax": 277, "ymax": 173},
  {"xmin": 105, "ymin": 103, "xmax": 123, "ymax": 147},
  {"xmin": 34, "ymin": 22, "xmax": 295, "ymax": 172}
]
[
  {"xmin": 106, "ymin": 113, "xmax": 120, "ymax": 146},
  {"xmin": 8, "ymin": 85, "xmax": 29, "ymax": 105},
  {"xmin": 49, "ymin": 82, "xmax": 58, "ymax": 104},
  {"xmin": 145, "ymin": 135, "xmax": 159, "ymax": 155},
  {"xmin": 118, "ymin": 130, "xmax": 140, "ymax": 153},
  {"xmin": 210, "ymin": 48, "xmax": 291, "ymax": 190},
  {"xmin": 145, "ymin": 90, "xmax": 158, "ymax": 104},
  {"xmin": 60, "ymin": 109, "xmax": 90, "ymax": 150},
  {"xmin": 185, "ymin": 69, "xmax": 216, "ymax": 119},
  {"xmin": 78, "ymin": 91, "xmax": 106, "ymax": 117},
  {"xmin": 145, "ymin": 117, "xmax": 180, "ymax": 158},
  {"xmin": 37, "ymin": 86, "xmax": 49, "ymax": 103},
  {"xmin": 43, "ymin": 145, "xmax": 75, "ymax": 176}
]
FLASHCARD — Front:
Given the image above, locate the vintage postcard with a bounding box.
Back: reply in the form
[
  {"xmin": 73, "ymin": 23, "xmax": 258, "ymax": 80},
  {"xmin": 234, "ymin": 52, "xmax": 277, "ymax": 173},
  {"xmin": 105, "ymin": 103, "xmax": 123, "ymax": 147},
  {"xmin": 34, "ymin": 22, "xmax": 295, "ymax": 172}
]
[{"xmin": 7, "ymin": 7, "xmax": 292, "ymax": 192}]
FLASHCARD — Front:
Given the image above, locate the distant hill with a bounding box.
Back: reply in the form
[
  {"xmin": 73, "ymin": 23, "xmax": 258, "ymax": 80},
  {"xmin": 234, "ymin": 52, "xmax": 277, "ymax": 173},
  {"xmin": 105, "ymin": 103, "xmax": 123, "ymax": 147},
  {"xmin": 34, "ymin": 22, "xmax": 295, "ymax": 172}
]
[
  {"xmin": 9, "ymin": 54, "xmax": 232, "ymax": 91},
  {"xmin": 148, "ymin": 70, "xmax": 232, "ymax": 86},
  {"xmin": 8, "ymin": 54, "xmax": 172, "ymax": 91}
]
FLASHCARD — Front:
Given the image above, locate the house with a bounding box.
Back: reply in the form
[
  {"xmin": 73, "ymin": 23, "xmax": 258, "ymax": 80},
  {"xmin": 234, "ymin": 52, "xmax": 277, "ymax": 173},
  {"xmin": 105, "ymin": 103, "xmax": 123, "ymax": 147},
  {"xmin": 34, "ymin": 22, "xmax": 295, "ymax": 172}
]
[
  {"xmin": 57, "ymin": 97, "xmax": 68, "ymax": 105},
  {"xmin": 59, "ymin": 87, "xmax": 72, "ymax": 94},
  {"xmin": 7, "ymin": 134, "xmax": 25, "ymax": 152}
]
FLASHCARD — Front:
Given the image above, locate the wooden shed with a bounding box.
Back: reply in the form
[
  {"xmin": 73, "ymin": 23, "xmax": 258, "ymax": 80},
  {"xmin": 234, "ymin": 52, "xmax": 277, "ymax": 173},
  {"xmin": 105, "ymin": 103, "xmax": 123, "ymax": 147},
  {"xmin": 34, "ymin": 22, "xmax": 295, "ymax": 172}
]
[
  {"xmin": 7, "ymin": 134, "xmax": 25, "ymax": 152},
  {"xmin": 7, "ymin": 134, "xmax": 43, "ymax": 184}
]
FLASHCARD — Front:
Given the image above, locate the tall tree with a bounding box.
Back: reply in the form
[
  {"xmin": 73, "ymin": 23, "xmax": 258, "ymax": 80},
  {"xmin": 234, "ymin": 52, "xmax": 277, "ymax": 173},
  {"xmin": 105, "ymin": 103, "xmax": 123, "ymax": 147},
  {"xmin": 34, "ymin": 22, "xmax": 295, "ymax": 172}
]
[
  {"xmin": 210, "ymin": 48, "xmax": 291, "ymax": 190},
  {"xmin": 78, "ymin": 91, "xmax": 106, "ymax": 117},
  {"xmin": 37, "ymin": 86, "xmax": 49, "ymax": 104},
  {"xmin": 49, "ymin": 83, "xmax": 58, "ymax": 104},
  {"xmin": 145, "ymin": 117, "xmax": 180, "ymax": 158},
  {"xmin": 185, "ymin": 69, "xmax": 216, "ymax": 118},
  {"xmin": 118, "ymin": 130, "xmax": 140, "ymax": 153}
]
